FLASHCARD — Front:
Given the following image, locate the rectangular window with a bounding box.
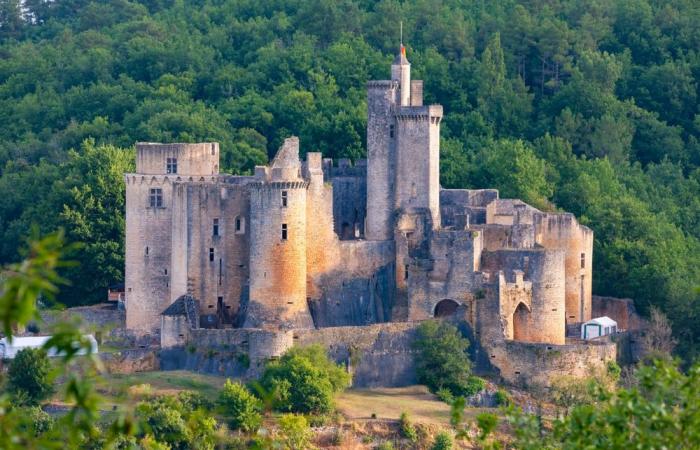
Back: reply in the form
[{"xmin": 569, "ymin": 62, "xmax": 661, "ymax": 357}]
[
  {"xmin": 389, "ymin": 124, "xmax": 395, "ymax": 138},
  {"xmin": 149, "ymin": 188, "xmax": 163, "ymax": 208},
  {"xmin": 580, "ymin": 253, "xmax": 586, "ymax": 269},
  {"xmin": 209, "ymin": 248, "xmax": 214, "ymax": 262},
  {"xmin": 213, "ymin": 218, "xmax": 219, "ymax": 237},
  {"xmin": 218, "ymin": 259, "xmax": 222, "ymax": 285},
  {"xmin": 404, "ymin": 264, "xmax": 409, "ymax": 280},
  {"xmin": 166, "ymin": 157, "xmax": 177, "ymax": 174},
  {"xmin": 281, "ymin": 224, "xmax": 288, "ymax": 240},
  {"xmin": 281, "ymin": 191, "xmax": 288, "ymax": 207}
]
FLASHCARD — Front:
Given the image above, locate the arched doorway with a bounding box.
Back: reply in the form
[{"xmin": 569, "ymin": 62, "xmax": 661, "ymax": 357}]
[
  {"xmin": 434, "ymin": 299, "xmax": 460, "ymax": 317},
  {"xmin": 513, "ymin": 302, "xmax": 530, "ymax": 341}
]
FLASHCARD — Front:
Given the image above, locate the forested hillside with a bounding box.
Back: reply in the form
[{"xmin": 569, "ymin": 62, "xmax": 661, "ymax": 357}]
[{"xmin": 0, "ymin": 0, "xmax": 698, "ymax": 359}]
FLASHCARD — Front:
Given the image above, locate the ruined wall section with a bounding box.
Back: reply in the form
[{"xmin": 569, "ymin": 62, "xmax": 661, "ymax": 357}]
[
  {"xmin": 487, "ymin": 340, "xmax": 616, "ymax": 386},
  {"xmin": 325, "ymin": 158, "xmax": 367, "ymax": 240},
  {"xmin": 125, "ymin": 175, "xmax": 174, "ymax": 333},
  {"xmin": 534, "ymin": 213, "xmax": 593, "ymax": 324},
  {"xmin": 482, "ymin": 249, "xmax": 566, "ymax": 345},
  {"xmin": 366, "ymin": 81, "xmax": 398, "ymax": 241},
  {"xmin": 440, "ymin": 189, "xmax": 499, "ymax": 228},
  {"xmin": 407, "ymin": 227, "xmax": 484, "ymax": 321}
]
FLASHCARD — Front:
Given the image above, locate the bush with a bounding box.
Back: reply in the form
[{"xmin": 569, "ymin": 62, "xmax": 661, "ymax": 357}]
[
  {"xmin": 431, "ymin": 431, "xmax": 453, "ymax": 450},
  {"xmin": 377, "ymin": 442, "xmax": 395, "ymax": 450},
  {"xmin": 7, "ymin": 348, "xmax": 54, "ymax": 405},
  {"xmin": 494, "ymin": 389, "xmax": 511, "ymax": 407},
  {"xmin": 178, "ymin": 390, "xmax": 213, "ymax": 412},
  {"xmin": 398, "ymin": 412, "xmax": 418, "ymax": 444},
  {"xmin": 413, "ymin": 321, "xmax": 476, "ymax": 397},
  {"xmin": 136, "ymin": 395, "xmax": 217, "ymax": 450},
  {"xmin": 436, "ymin": 387, "xmax": 454, "ymax": 404},
  {"xmin": 277, "ymin": 414, "xmax": 312, "ymax": 450},
  {"xmin": 260, "ymin": 344, "xmax": 350, "ymax": 414},
  {"xmin": 217, "ymin": 379, "xmax": 262, "ymax": 432},
  {"xmin": 462, "ymin": 376, "xmax": 486, "ymax": 397}
]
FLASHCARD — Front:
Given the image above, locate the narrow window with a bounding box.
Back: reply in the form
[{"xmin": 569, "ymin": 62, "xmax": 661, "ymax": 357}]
[
  {"xmin": 404, "ymin": 264, "xmax": 409, "ymax": 280},
  {"xmin": 145, "ymin": 246, "xmax": 149, "ymax": 256},
  {"xmin": 149, "ymin": 188, "xmax": 163, "ymax": 208},
  {"xmin": 235, "ymin": 217, "xmax": 245, "ymax": 234},
  {"xmin": 218, "ymin": 259, "xmax": 222, "ymax": 285},
  {"xmin": 166, "ymin": 157, "xmax": 177, "ymax": 174},
  {"xmin": 209, "ymin": 248, "xmax": 214, "ymax": 262},
  {"xmin": 389, "ymin": 124, "xmax": 395, "ymax": 138},
  {"xmin": 281, "ymin": 224, "xmax": 288, "ymax": 240},
  {"xmin": 580, "ymin": 253, "xmax": 585, "ymax": 269},
  {"xmin": 164, "ymin": 268, "xmax": 167, "ymax": 275},
  {"xmin": 213, "ymin": 218, "xmax": 219, "ymax": 237},
  {"xmin": 281, "ymin": 190, "xmax": 288, "ymax": 207}
]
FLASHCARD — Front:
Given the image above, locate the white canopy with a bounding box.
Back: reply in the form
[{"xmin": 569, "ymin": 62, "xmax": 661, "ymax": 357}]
[{"xmin": 581, "ymin": 316, "xmax": 618, "ymax": 340}]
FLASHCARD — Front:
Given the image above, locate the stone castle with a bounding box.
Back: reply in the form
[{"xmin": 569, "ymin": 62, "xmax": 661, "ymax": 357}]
[{"xmin": 125, "ymin": 46, "xmax": 602, "ymax": 382}]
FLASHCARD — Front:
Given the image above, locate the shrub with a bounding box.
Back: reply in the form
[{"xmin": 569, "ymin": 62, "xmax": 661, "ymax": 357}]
[
  {"xmin": 277, "ymin": 414, "xmax": 312, "ymax": 450},
  {"xmin": 7, "ymin": 348, "xmax": 54, "ymax": 405},
  {"xmin": 436, "ymin": 387, "xmax": 454, "ymax": 404},
  {"xmin": 218, "ymin": 379, "xmax": 262, "ymax": 432},
  {"xmin": 178, "ymin": 390, "xmax": 213, "ymax": 412},
  {"xmin": 136, "ymin": 395, "xmax": 218, "ymax": 450},
  {"xmin": 398, "ymin": 412, "xmax": 418, "ymax": 443},
  {"xmin": 377, "ymin": 442, "xmax": 394, "ymax": 450},
  {"xmin": 431, "ymin": 431, "xmax": 453, "ymax": 450},
  {"xmin": 494, "ymin": 389, "xmax": 511, "ymax": 407},
  {"xmin": 462, "ymin": 376, "xmax": 486, "ymax": 397},
  {"xmin": 413, "ymin": 321, "xmax": 476, "ymax": 397},
  {"xmin": 260, "ymin": 344, "xmax": 350, "ymax": 414}
]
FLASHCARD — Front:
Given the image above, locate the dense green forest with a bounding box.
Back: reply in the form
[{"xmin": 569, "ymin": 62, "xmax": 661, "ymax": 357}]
[{"xmin": 0, "ymin": 0, "xmax": 698, "ymax": 358}]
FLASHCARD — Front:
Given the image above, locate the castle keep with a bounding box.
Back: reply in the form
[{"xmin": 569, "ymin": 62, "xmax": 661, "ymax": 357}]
[{"xmin": 125, "ymin": 46, "xmax": 600, "ymax": 381}]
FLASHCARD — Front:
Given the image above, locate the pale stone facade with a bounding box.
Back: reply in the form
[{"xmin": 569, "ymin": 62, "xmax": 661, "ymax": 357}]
[{"xmin": 125, "ymin": 46, "xmax": 598, "ymax": 380}]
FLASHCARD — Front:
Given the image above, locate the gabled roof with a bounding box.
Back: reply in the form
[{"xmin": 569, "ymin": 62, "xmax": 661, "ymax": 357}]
[
  {"xmin": 583, "ymin": 316, "xmax": 617, "ymax": 327},
  {"xmin": 162, "ymin": 294, "xmax": 195, "ymax": 316}
]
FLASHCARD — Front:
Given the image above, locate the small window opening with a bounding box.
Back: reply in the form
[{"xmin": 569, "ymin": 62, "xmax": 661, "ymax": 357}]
[
  {"xmin": 164, "ymin": 268, "xmax": 168, "ymax": 275},
  {"xmin": 235, "ymin": 217, "xmax": 245, "ymax": 234},
  {"xmin": 389, "ymin": 124, "xmax": 395, "ymax": 138},
  {"xmin": 281, "ymin": 224, "xmax": 288, "ymax": 240},
  {"xmin": 213, "ymin": 218, "xmax": 219, "ymax": 237},
  {"xmin": 281, "ymin": 191, "xmax": 288, "ymax": 207},
  {"xmin": 209, "ymin": 248, "xmax": 214, "ymax": 262},
  {"xmin": 404, "ymin": 264, "xmax": 409, "ymax": 280},
  {"xmin": 145, "ymin": 246, "xmax": 149, "ymax": 256},
  {"xmin": 580, "ymin": 253, "xmax": 586, "ymax": 269},
  {"xmin": 166, "ymin": 157, "xmax": 177, "ymax": 174},
  {"xmin": 149, "ymin": 188, "xmax": 163, "ymax": 208},
  {"xmin": 218, "ymin": 259, "xmax": 222, "ymax": 285}
]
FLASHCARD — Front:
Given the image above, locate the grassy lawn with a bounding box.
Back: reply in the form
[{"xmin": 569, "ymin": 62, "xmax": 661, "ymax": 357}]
[
  {"xmin": 337, "ymin": 385, "xmax": 497, "ymax": 426},
  {"xmin": 51, "ymin": 370, "xmax": 227, "ymax": 411}
]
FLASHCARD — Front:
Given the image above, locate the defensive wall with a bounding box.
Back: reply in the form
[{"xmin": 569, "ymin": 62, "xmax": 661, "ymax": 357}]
[{"xmin": 159, "ymin": 319, "xmax": 617, "ymax": 388}]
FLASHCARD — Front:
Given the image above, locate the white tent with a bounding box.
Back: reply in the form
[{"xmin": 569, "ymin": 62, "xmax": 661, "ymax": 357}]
[
  {"xmin": 581, "ymin": 316, "xmax": 618, "ymax": 340},
  {"xmin": 0, "ymin": 335, "xmax": 98, "ymax": 359}
]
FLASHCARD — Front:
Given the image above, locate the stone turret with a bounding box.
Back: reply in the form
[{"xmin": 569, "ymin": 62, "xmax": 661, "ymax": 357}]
[
  {"xmin": 244, "ymin": 137, "xmax": 314, "ymax": 330},
  {"xmin": 391, "ymin": 45, "xmax": 411, "ymax": 106}
]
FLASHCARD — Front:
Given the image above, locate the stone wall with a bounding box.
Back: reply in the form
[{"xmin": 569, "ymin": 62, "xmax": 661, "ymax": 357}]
[{"xmin": 486, "ymin": 339, "xmax": 617, "ymax": 386}]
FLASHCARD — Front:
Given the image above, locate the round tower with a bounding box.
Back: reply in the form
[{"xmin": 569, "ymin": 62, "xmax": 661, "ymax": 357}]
[{"xmin": 244, "ymin": 137, "xmax": 314, "ymax": 330}]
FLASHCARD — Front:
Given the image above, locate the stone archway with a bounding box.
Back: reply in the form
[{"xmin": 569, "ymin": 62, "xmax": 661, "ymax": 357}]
[
  {"xmin": 434, "ymin": 299, "xmax": 460, "ymax": 317},
  {"xmin": 513, "ymin": 302, "xmax": 530, "ymax": 341}
]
